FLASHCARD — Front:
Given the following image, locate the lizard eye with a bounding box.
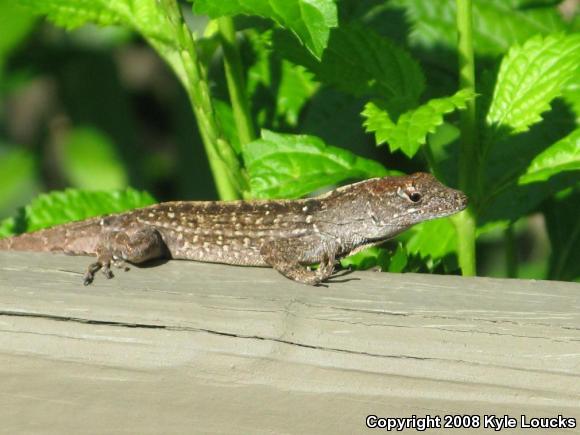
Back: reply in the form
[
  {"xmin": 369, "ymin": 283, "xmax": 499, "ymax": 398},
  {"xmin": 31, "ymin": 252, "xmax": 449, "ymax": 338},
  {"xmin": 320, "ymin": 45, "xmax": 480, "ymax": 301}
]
[{"xmin": 408, "ymin": 192, "xmax": 422, "ymax": 203}]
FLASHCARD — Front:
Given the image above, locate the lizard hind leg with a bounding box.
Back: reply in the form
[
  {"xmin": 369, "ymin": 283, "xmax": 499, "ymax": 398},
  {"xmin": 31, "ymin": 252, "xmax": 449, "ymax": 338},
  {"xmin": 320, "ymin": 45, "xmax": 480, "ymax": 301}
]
[
  {"xmin": 83, "ymin": 227, "xmax": 167, "ymax": 285},
  {"xmin": 260, "ymin": 238, "xmax": 336, "ymax": 286}
]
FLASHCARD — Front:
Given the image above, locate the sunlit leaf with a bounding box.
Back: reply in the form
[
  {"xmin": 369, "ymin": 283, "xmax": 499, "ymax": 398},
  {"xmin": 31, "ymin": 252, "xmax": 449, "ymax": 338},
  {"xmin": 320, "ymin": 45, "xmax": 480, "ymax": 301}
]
[
  {"xmin": 363, "ymin": 89, "xmax": 474, "ymax": 158},
  {"xmin": 487, "ymin": 34, "xmax": 580, "ymax": 135},
  {"xmin": 192, "ymin": 0, "xmax": 337, "ymax": 59},
  {"xmin": 17, "ymin": 0, "xmax": 174, "ymax": 46},
  {"xmin": 340, "ymin": 244, "xmax": 408, "ymax": 273},
  {"xmin": 243, "ymin": 130, "xmax": 392, "ymax": 199},
  {"xmin": 24, "ymin": 188, "xmax": 156, "ymax": 232},
  {"xmin": 519, "ymin": 128, "xmax": 580, "ymax": 184},
  {"xmin": 405, "ymin": 218, "xmax": 457, "ymax": 261}
]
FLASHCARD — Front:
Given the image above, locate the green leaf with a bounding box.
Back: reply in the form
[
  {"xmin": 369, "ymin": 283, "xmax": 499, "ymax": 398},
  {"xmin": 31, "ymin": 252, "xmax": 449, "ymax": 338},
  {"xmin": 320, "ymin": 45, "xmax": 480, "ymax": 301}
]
[
  {"xmin": 213, "ymin": 99, "xmax": 242, "ymax": 154},
  {"xmin": 0, "ymin": 147, "xmax": 38, "ymax": 217},
  {"xmin": 390, "ymin": 0, "xmax": 567, "ymax": 57},
  {"xmin": 387, "ymin": 243, "xmax": 408, "ymax": 273},
  {"xmin": 0, "ymin": 1, "xmax": 36, "ymax": 77},
  {"xmin": 245, "ymin": 30, "xmax": 319, "ymax": 128},
  {"xmin": 274, "ymin": 23, "xmax": 424, "ymax": 102},
  {"xmin": 405, "ymin": 218, "xmax": 458, "ymax": 261},
  {"xmin": 243, "ymin": 130, "xmax": 392, "ymax": 199},
  {"xmin": 340, "ymin": 246, "xmax": 390, "ymax": 271},
  {"xmin": 340, "ymin": 244, "xmax": 408, "ymax": 273},
  {"xmin": 362, "ymin": 89, "xmax": 474, "ymax": 158},
  {"xmin": 18, "ymin": 0, "xmax": 120, "ymax": 28},
  {"xmin": 562, "ymin": 70, "xmax": 580, "ymax": 125},
  {"xmin": 301, "ymin": 89, "xmax": 371, "ymax": 151},
  {"xmin": 519, "ymin": 128, "xmax": 580, "ymax": 184},
  {"xmin": 478, "ymin": 171, "xmax": 578, "ymax": 231},
  {"xmin": 544, "ymin": 189, "xmax": 580, "ymax": 281},
  {"xmin": 0, "ymin": 217, "xmax": 17, "ymax": 238},
  {"xmin": 487, "ymin": 34, "xmax": 580, "ymax": 135},
  {"xmin": 277, "ymin": 61, "xmax": 318, "ymax": 126},
  {"xmin": 23, "ymin": 188, "xmax": 156, "ymax": 232},
  {"xmin": 61, "ymin": 127, "xmax": 128, "ymax": 190},
  {"xmin": 17, "ymin": 0, "xmax": 174, "ymax": 46},
  {"xmin": 192, "ymin": 0, "xmax": 337, "ymax": 59}
]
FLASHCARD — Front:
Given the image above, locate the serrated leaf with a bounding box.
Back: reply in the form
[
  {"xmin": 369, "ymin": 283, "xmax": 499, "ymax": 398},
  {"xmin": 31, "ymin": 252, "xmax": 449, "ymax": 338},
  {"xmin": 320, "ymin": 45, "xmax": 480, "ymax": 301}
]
[
  {"xmin": 362, "ymin": 89, "xmax": 474, "ymax": 158},
  {"xmin": 18, "ymin": 0, "xmax": 119, "ymax": 29},
  {"xmin": 61, "ymin": 127, "xmax": 128, "ymax": 190},
  {"xmin": 274, "ymin": 23, "xmax": 424, "ymax": 102},
  {"xmin": 242, "ymin": 130, "xmax": 391, "ymax": 199},
  {"xmin": 192, "ymin": 0, "xmax": 337, "ymax": 59},
  {"xmin": 482, "ymin": 98, "xmax": 577, "ymax": 206},
  {"xmin": 390, "ymin": 0, "xmax": 567, "ymax": 57},
  {"xmin": 23, "ymin": 188, "xmax": 156, "ymax": 232},
  {"xmin": 245, "ymin": 30, "xmax": 318, "ymax": 128},
  {"xmin": 17, "ymin": 0, "xmax": 174, "ymax": 46},
  {"xmin": 405, "ymin": 218, "xmax": 458, "ymax": 261},
  {"xmin": 487, "ymin": 34, "xmax": 580, "ymax": 135},
  {"xmin": 519, "ymin": 128, "xmax": 580, "ymax": 184},
  {"xmin": 301, "ymin": 88, "xmax": 370, "ymax": 151}
]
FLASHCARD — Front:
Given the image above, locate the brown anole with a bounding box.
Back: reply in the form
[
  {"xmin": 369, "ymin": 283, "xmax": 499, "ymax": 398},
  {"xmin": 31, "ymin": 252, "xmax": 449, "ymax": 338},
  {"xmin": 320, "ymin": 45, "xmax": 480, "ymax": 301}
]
[{"xmin": 0, "ymin": 173, "xmax": 467, "ymax": 285}]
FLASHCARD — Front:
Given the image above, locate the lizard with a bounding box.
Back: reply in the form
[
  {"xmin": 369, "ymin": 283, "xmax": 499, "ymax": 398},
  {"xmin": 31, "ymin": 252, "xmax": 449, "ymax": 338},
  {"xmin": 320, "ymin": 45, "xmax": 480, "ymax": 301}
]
[{"xmin": 0, "ymin": 172, "xmax": 467, "ymax": 286}]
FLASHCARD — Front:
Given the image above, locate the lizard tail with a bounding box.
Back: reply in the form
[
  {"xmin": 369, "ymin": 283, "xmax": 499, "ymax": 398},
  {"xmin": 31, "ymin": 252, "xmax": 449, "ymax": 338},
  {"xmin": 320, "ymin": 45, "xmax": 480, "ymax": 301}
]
[
  {"xmin": 0, "ymin": 228, "xmax": 67, "ymax": 252},
  {"xmin": 0, "ymin": 218, "xmax": 103, "ymax": 254}
]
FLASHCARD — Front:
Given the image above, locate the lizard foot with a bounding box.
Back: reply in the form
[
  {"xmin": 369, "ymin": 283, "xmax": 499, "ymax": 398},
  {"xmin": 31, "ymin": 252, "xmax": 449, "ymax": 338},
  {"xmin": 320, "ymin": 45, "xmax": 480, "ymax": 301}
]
[
  {"xmin": 112, "ymin": 258, "xmax": 131, "ymax": 272},
  {"xmin": 83, "ymin": 261, "xmax": 102, "ymax": 286},
  {"xmin": 83, "ymin": 258, "xmax": 115, "ymax": 285}
]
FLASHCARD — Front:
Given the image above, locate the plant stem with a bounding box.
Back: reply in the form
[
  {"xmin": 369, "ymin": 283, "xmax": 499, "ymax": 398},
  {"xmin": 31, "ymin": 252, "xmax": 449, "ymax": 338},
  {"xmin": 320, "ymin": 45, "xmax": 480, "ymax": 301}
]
[
  {"xmin": 453, "ymin": 0, "xmax": 478, "ymax": 276},
  {"xmin": 217, "ymin": 17, "xmax": 256, "ymax": 147},
  {"xmin": 158, "ymin": 0, "xmax": 246, "ymax": 200}
]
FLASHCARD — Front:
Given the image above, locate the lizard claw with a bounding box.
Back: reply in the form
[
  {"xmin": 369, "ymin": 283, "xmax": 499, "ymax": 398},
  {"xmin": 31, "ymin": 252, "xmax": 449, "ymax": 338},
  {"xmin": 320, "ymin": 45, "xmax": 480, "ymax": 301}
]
[
  {"xmin": 101, "ymin": 263, "xmax": 114, "ymax": 279},
  {"xmin": 83, "ymin": 261, "xmax": 102, "ymax": 286}
]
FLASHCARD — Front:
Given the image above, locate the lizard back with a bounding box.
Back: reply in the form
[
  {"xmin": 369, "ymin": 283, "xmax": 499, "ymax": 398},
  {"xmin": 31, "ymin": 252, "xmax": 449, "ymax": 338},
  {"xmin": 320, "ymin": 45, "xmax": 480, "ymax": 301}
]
[{"xmin": 131, "ymin": 199, "xmax": 323, "ymax": 265}]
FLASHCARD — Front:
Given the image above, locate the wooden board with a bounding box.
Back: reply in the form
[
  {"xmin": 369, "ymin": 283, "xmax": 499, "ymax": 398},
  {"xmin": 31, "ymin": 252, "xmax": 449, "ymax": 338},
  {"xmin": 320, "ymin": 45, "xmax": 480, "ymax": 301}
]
[{"xmin": 1, "ymin": 251, "xmax": 579, "ymax": 434}]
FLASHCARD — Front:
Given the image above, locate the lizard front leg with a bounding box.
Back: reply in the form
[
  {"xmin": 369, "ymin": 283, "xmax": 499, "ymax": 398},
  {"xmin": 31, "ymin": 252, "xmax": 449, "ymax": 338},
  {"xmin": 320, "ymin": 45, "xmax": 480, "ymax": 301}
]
[
  {"xmin": 260, "ymin": 237, "xmax": 337, "ymax": 286},
  {"xmin": 84, "ymin": 227, "xmax": 167, "ymax": 285}
]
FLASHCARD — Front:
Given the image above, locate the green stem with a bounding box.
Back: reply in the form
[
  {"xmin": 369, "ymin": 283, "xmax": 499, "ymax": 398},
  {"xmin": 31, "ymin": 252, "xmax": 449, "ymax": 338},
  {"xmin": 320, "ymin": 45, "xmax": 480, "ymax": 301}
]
[
  {"xmin": 217, "ymin": 17, "xmax": 256, "ymax": 147},
  {"xmin": 504, "ymin": 225, "xmax": 518, "ymax": 278},
  {"xmin": 158, "ymin": 0, "xmax": 246, "ymax": 200},
  {"xmin": 422, "ymin": 144, "xmax": 442, "ymax": 181},
  {"xmin": 454, "ymin": 0, "xmax": 478, "ymax": 276}
]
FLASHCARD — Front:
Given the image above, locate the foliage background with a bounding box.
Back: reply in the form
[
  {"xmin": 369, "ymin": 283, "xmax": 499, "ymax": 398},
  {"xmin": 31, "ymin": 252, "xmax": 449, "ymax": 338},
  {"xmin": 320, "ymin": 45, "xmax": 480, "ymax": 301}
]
[{"xmin": 0, "ymin": 0, "xmax": 578, "ymax": 281}]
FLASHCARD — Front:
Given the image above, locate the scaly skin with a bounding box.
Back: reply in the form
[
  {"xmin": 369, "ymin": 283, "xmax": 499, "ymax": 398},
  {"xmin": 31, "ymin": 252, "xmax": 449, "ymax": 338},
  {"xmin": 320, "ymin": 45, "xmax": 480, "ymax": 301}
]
[{"xmin": 0, "ymin": 173, "xmax": 467, "ymax": 285}]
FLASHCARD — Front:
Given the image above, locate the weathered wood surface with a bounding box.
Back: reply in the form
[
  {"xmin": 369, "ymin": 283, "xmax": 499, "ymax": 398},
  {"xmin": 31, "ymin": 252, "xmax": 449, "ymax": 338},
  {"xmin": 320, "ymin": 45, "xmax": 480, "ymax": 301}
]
[{"xmin": 0, "ymin": 251, "xmax": 579, "ymax": 434}]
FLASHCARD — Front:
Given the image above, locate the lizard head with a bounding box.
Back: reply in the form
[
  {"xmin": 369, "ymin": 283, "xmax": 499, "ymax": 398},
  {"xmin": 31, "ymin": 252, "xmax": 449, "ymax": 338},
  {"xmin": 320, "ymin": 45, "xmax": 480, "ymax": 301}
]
[{"xmin": 363, "ymin": 172, "xmax": 468, "ymax": 228}]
